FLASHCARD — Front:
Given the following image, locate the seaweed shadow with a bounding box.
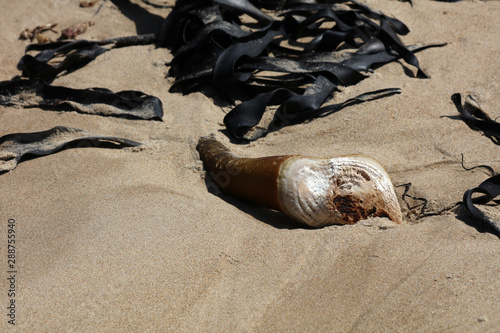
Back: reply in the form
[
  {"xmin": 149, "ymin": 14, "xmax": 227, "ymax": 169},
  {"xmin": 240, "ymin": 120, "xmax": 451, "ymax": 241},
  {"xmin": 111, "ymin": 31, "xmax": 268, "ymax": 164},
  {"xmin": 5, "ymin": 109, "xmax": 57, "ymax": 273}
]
[
  {"xmin": 454, "ymin": 204, "xmax": 500, "ymax": 238},
  {"xmin": 110, "ymin": 0, "xmax": 166, "ymax": 35}
]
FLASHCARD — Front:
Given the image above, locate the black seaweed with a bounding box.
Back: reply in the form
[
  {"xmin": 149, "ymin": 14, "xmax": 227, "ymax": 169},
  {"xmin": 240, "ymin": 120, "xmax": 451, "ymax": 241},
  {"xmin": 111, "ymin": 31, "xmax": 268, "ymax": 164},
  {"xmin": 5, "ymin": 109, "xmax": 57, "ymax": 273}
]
[
  {"xmin": 0, "ymin": 33, "xmax": 164, "ymax": 121},
  {"xmin": 20, "ymin": 34, "xmax": 157, "ymax": 82},
  {"xmin": 162, "ymin": 0, "xmax": 444, "ymax": 140},
  {"xmin": 0, "ymin": 126, "xmax": 140, "ymax": 172},
  {"xmin": 453, "ymin": 93, "xmax": 500, "ymax": 234},
  {"xmin": 0, "ymin": 79, "xmax": 163, "ymax": 120},
  {"xmin": 463, "ymin": 175, "xmax": 500, "ymax": 234},
  {"xmin": 225, "ymin": 86, "xmax": 401, "ymax": 140},
  {"xmin": 452, "ymin": 93, "xmax": 500, "ymax": 144}
]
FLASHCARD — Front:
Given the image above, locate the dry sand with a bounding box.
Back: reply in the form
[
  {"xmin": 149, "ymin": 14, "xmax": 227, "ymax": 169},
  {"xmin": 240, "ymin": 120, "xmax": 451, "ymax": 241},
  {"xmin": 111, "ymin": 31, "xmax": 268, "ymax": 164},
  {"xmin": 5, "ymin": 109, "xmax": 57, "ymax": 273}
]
[{"xmin": 0, "ymin": 0, "xmax": 499, "ymax": 331}]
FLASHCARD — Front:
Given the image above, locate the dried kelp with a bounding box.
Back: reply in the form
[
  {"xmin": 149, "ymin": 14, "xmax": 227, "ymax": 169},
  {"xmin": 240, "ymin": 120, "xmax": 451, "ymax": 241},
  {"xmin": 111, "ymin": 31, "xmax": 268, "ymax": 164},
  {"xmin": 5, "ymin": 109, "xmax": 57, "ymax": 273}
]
[
  {"xmin": 9, "ymin": 33, "xmax": 163, "ymax": 120},
  {"xmin": 20, "ymin": 34, "xmax": 157, "ymax": 82},
  {"xmin": 460, "ymin": 153, "xmax": 495, "ymax": 177},
  {"xmin": 0, "ymin": 126, "xmax": 140, "ymax": 172},
  {"xmin": 226, "ymin": 87, "xmax": 402, "ymax": 140},
  {"xmin": 463, "ymin": 175, "xmax": 500, "ymax": 234},
  {"xmin": 453, "ymin": 94, "xmax": 500, "ymax": 234},
  {"xmin": 452, "ymin": 93, "xmax": 500, "ymax": 144},
  {"xmin": 162, "ymin": 0, "xmax": 444, "ymax": 140},
  {"xmin": 0, "ymin": 79, "xmax": 163, "ymax": 120}
]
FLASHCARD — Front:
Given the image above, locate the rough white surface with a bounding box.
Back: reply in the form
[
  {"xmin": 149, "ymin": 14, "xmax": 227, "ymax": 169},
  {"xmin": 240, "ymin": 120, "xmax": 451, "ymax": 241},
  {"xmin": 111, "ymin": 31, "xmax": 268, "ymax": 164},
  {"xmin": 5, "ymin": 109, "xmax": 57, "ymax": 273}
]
[{"xmin": 277, "ymin": 156, "xmax": 402, "ymax": 227}]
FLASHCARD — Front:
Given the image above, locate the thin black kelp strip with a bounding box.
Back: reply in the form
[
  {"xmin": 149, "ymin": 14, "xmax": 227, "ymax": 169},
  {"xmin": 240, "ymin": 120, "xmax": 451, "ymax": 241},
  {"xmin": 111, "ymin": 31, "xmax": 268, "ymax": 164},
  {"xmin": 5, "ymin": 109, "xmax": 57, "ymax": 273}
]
[
  {"xmin": 0, "ymin": 126, "xmax": 140, "ymax": 172},
  {"xmin": 463, "ymin": 175, "xmax": 500, "ymax": 234},
  {"xmin": 24, "ymin": 34, "xmax": 158, "ymax": 55},
  {"xmin": 452, "ymin": 93, "xmax": 500, "ymax": 144},
  {"xmin": 397, "ymin": 182, "xmax": 432, "ymax": 217},
  {"xmin": 341, "ymin": 42, "xmax": 446, "ymax": 73},
  {"xmin": 224, "ymin": 75, "xmax": 336, "ymax": 139},
  {"xmin": 396, "ymin": 182, "xmax": 461, "ymax": 220},
  {"xmin": 224, "ymin": 82, "xmax": 400, "ymax": 140},
  {"xmin": 0, "ymin": 79, "xmax": 163, "ymax": 120},
  {"xmin": 237, "ymin": 57, "xmax": 367, "ymax": 85},
  {"xmin": 301, "ymin": 87, "xmax": 401, "ymax": 120},
  {"xmin": 460, "ymin": 153, "xmax": 496, "ymax": 177},
  {"xmin": 21, "ymin": 34, "xmax": 157, "ymax": 82}
]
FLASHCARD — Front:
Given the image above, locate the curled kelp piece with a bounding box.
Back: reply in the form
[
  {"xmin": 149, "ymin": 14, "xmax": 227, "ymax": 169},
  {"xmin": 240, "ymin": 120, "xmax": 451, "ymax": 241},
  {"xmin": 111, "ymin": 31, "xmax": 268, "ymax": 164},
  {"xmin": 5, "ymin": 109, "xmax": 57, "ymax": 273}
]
[
  {"xmin": 0, "ymin": 79, "xmax": 163, "ymax": 120},
  {"xmin": 20, "ymin": 34, "xmax": 157, "ymax": 81},
  {"xmin": 0, "ymin": 126, "xmax": 140, "ymax": 172},
  {"xmin": 164, "ymin": 0, "xmax": 444, "ymax": 140},
  {"xmin": 463, "ymin": 175, "xmax": 500, "ymax": 234},
  {"xmin": 225, "ymin": 85, "xmax": 401, "ymax": 140},
  {"xmin": 197, "ymin": 136, "xmax": 402, "ymax": 227},
  {"xmin": 452, "ymin": 93, "xmax": 500, "ymax": 144},
  {"xmin": 159, "ymin": 0, "xmax": 272, "ymax": 49}
]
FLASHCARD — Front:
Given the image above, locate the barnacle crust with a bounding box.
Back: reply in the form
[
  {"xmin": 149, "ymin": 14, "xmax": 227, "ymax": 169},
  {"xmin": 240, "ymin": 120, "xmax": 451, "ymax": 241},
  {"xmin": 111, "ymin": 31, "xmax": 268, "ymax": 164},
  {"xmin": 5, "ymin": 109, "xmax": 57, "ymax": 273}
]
[{"xmin": 277, "ymin": 156, "xmax": 402, "ymax": 227}]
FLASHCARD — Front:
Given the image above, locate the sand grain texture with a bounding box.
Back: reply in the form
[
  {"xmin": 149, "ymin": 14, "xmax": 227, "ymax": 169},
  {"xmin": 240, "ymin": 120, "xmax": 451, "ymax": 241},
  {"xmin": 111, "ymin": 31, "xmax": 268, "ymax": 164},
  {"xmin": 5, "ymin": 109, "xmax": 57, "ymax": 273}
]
[{"xmin": 0, "ymin": 0, "xmax": 499, "ymax": 331}]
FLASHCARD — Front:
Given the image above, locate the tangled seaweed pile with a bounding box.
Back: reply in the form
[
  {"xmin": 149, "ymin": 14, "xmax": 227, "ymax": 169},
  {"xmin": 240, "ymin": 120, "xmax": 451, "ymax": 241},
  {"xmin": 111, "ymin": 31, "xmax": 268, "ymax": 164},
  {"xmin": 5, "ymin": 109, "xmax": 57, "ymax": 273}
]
[{"xmin": 163, "ymin": 0, "xmax": 442, "ymax": 140}]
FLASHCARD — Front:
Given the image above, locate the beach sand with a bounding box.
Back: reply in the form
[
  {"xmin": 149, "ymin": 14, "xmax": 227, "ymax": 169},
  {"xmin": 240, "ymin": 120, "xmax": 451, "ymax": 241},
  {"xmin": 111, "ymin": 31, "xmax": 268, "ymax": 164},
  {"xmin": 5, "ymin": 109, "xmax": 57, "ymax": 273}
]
[{"xmin": 0, "ymin": 0, "xmax": 499, "ymax": 331}]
